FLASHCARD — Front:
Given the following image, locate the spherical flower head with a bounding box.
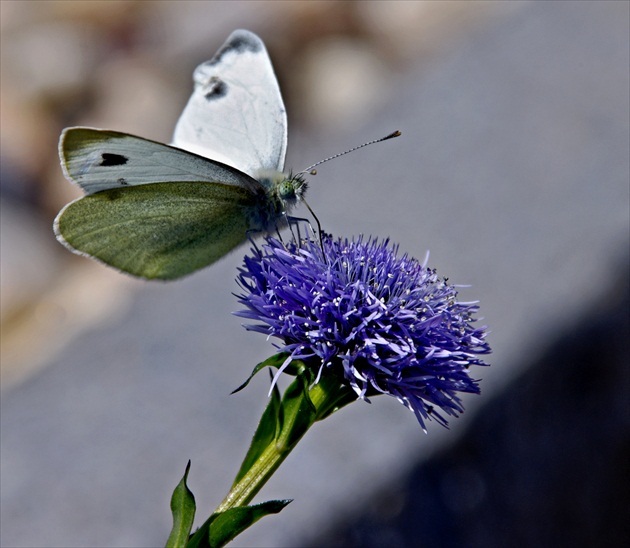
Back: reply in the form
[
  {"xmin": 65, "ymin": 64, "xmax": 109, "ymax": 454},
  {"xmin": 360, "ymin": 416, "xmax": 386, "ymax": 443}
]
[{"xmin": 235, "ymin": 234, "xmax": 491, "ymax": 429}]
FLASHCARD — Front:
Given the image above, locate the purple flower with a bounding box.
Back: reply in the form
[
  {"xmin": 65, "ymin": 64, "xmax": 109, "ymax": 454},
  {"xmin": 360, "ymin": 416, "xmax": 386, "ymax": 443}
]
[{"xmin": 235, "ymin": 234, "xmax": 491, "ymax": 429}]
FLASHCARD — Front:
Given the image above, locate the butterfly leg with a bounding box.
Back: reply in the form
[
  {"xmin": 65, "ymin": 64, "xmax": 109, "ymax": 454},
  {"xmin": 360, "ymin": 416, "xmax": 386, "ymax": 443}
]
[
  {"xmin": 246, "ymin": 229, "xmax": 263, "ymax": 255},
  {"xmin": 286, "ymin": 216, "xmax": 312, "ymax": 245}
]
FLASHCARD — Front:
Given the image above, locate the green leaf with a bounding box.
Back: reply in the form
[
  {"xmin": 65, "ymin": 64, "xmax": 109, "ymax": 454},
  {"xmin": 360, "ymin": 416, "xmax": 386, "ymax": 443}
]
[
  {"xmin": 165, "ymin": 460, "xmax": 196, "ymax": 548},
  {"xmin": 231, "ymin": 353, "xmax": 291, "ymax": 394},
  {"xmin": 277, "ymin": 374, "xmax": 317, "ymax": 449},
  {"xmin": 209, "ymin": 500, "xmax": 292, "ymax": 547},
  {"xmin": 279, "ymin": 358, "xmax": 310, "ymax": 378},
  {"xmin": 234, "ymin": 366, "xmax": 317, "ymax": 484},
  {"xmin": 310, "ymin": 375, "xmax": 359, "ymax": 422},
  {"xmin": 187, "ymin": 500, "xmax": 292, "ymax": 548}
]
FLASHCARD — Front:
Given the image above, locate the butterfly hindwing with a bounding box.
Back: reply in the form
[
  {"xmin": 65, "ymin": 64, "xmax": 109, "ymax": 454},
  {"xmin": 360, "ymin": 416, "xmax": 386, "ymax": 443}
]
[{"xmin": 54, "ymin": 182, "xmax": 261, "ymax": 280}]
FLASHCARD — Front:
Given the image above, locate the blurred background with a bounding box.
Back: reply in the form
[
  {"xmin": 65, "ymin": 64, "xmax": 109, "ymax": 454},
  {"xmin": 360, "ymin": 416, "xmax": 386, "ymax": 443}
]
[{"xmin": 1, "ymin": 1, "xmax": 628, "ymax": 547}]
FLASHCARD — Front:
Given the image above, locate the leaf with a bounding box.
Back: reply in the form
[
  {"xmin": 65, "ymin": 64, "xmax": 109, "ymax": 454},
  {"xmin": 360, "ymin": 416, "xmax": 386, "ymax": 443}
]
[
  {"xmin": 231, "ymin": 353, "xmax": 291, "ymax": 394},
  {"xmin": 277, "ymin": 374, "xmax": 317, "ymax": 449},
  {"xmin": 232, "ymin": 361, "xmax": 316, "ymax": 485},
  {"xmin": 165, "ymin": 460, "xmax": 196, "ymax": 548},
  {"xmin": 187, "ymin": 500, "xmax": 292, "ymax": 548},
  {"xmin": 209, "ymin": 500, "xmax": 292, "ymax": 547}
]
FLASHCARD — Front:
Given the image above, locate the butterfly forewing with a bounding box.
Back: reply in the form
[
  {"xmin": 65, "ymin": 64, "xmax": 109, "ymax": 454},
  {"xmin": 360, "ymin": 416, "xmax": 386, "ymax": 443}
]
[
  {"xmin": 60, "ymin": 128, "xmax": 263, "ymax": 195},
  {"xmin": 172, "ymin": 29, "xmax": 287, "ymax": 176}
]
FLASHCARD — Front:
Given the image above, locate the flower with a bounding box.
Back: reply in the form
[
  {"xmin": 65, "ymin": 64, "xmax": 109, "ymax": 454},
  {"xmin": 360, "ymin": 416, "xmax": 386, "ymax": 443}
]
[{"xmin": 235, "ymin": 234, "xmax": 491, "ymax": 429}]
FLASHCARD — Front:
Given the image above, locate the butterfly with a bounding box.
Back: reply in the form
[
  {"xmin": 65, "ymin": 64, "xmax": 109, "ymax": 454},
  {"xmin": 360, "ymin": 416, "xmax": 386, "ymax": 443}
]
[{"xmin": 54, "ymin": 29, "xmax": 306, "ymax": 280}]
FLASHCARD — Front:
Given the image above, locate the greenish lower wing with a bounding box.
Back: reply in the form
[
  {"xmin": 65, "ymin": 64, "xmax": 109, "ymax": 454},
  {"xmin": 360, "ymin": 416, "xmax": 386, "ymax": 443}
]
[{"xmin": 55, "ymin": 182, "xmax": 260, "ymax": 280}]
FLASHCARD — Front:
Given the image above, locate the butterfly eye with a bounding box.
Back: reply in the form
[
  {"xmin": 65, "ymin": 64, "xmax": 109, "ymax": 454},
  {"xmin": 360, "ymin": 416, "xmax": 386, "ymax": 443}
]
[{"xmin": 279, "ymin": 180, "xmax": 297, "ymax": 200}]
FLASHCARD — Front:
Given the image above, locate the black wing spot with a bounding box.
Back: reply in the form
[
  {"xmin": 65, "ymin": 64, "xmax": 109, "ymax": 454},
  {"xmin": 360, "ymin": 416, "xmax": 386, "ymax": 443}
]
[
  {"xmin": 204, "ymin": 77, "xmax": 227, "ymax": 100},
  {"xmin": 117, "ymin": 178, "xmax": 128, "ymax": 186},
  {"xmin": 227, "ymin": 33, "xmax": 261, "ymax": 54},
  {"xmin": 100, "ymin": 153, "xmax": 128, "ymax": 166},
  {"xmin": 209, "ymin": 31, "xmax": 261, "ymax": 66}
]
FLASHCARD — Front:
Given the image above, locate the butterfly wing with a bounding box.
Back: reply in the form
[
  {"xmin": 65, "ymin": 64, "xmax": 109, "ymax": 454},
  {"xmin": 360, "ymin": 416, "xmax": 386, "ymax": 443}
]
[
  {"xmin": 60, "ymin": 127, "xmax": 263, "ymax": 195},
  {"xmin": 172, "ymin": 29, "xmax": 287, "ymax": 176},
  {"xmin": 55, "ymin": 29, "xmax": 289, "ymax": 280},
  {"xmin": 54, "ymin": 182, "xmax": 262, "ymax": 280}
]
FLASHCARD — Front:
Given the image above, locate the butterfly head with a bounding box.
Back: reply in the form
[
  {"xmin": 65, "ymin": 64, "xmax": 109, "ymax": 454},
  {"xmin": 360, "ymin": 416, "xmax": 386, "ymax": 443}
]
[
  {"xmin": 279, "ymin": 172, "xmax": 307, "ymax": 204},
  {"xmin": 256, "ymin": 170, "xmax": 307, "ymax": 211}
]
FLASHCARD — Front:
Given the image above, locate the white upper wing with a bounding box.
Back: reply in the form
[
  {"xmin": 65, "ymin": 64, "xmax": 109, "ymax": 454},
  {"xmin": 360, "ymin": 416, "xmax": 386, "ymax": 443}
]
[
  {"xmin": 172, "ymin": 29, "xmax": 288, "ymax": 177},
  {"xmin": 60, "ymin": 128, "xmax": 262, "ymax": 195}
]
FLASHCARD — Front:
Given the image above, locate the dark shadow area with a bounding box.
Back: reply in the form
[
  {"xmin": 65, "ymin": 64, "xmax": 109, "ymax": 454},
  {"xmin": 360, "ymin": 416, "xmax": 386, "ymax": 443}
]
[{"xmin": 312, "ymin": 257, "xmax": 629, "ymax": 548}]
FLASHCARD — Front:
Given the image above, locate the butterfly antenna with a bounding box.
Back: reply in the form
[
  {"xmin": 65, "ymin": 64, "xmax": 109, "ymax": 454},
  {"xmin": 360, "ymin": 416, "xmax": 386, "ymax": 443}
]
[{"xmin": 296, "ymin": 130, "xmax": 401, "ymax": 176}]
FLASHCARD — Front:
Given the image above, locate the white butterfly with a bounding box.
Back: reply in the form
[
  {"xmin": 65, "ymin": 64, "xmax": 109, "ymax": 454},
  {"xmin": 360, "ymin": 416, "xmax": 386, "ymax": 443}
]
[{"xmin": 54, "ymin": 29, "xmax": 306, "ymax": 280}]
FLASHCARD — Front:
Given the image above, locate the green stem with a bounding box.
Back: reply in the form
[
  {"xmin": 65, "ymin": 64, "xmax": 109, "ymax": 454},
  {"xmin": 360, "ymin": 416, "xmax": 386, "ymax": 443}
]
[
  {"xmin": 215, "ymin": 435, "xmax": 291, "ymax": 512},
  {"xmin": 215, "ymin": 374, "xmax": 356, "ymax": 513}
]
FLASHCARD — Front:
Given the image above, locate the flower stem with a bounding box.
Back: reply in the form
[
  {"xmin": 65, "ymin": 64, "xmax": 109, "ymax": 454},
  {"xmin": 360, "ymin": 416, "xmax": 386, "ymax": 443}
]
[
  {"xmin": 215, "ymin": 435, "xmax": 291, "ymax": 512},
  {"xmin": 215, "ymin": 373, "xmax": 356, "ymax": 513}
]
